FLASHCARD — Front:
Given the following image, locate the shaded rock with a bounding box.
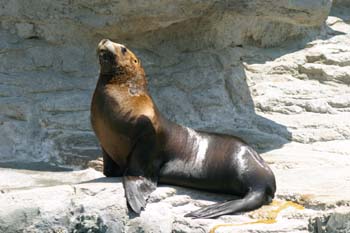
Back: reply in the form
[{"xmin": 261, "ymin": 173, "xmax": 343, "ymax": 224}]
[
  {"xmin": 333, "ymin": 0, "xmax": 350, "ymax": 7},
  {"xmin": 326, "ymin": 212, "xmax": 350, "ymax": 233},
  {"xmin": 299, "ymin": 63, "xmax": 350, "ymax": 84},
  {"xmin": 15, "ymin": 22, "xmax": 36, "ymax": 39},
  {"xmin": 0, "ymin": 0, "xmax": 332, "ymax": 46},
  {"xmin": 72, "ymin": 214, "xmax": 108, "ymax": 233}
]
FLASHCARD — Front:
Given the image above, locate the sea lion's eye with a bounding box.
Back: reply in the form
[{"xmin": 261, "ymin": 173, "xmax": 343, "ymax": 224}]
[
  {"xmin": 134, "ymin": 59, "xmax": 138, "ymax": 63},
  {"xmin": 121, "ymin": 47, "xmax": 127, "ymax": 55}
]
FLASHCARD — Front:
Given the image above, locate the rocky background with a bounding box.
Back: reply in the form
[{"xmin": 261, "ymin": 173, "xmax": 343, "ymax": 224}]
[{"xmin": 1, "ymin": 0, "xmax": 350, "ymax": 232}]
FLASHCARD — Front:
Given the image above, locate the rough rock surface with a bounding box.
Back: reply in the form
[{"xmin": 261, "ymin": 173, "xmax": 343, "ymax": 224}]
[
  {"xmin": 1, "ymin": 0, "xmax": 350, "ymax": 232},
  {"xmin": 1, "ymin": 143, "xmax": 350, "ymax": 233},
  {"xmin": 0, "ymin": 0, "xmax": 333, "ymax": 166}
]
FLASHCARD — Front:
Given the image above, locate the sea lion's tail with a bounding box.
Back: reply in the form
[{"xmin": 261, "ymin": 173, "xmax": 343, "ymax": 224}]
[{"xmin": 184, "ymin": 189, "xmax": 268, "ymax": 219}]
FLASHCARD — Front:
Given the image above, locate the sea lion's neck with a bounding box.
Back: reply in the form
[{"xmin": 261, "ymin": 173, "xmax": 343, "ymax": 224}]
[{"xmin": 98, "ymin": 72, "xmax": 147, "ymax": 90}]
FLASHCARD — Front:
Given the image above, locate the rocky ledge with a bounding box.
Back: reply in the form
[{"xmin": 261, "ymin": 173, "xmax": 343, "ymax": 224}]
[{"xmin": 1, "ymin": 143, "xmax": 350, "ymax": 233}]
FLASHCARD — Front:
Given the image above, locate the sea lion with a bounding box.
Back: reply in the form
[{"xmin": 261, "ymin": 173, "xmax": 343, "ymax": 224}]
[{"xmin": 90, "ymin": 39, "xmax": 276, "ymax": 219}]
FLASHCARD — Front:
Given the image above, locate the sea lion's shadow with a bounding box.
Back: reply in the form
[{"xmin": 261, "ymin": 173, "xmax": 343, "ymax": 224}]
[
  {"xmin": 157, "ymin": 184, "xmax": 239, "ymax": 203},
  {"xmin": 79, "ymin": 176, "xmax": 123, "ymax": 184},
  {"xmin": 81, "ymin": 177, "xmax": 235, "ymax": 202},
  {"xmin": 81, "ymin": 177, "xmax": 239, "ymax": 216}
]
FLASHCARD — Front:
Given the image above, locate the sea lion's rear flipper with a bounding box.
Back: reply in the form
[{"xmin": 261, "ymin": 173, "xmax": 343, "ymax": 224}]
[
  {"xmin": 184, "ymin": 190, "xmax": 266, "ymax": 219},
  {"xmin": 123, "ymin": 116, "xmax": 160, "ymax": 214}
]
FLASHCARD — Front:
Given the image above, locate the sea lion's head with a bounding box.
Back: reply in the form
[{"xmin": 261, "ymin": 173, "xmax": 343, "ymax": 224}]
[{"xmin": 97, "ymin": 39, "xmax": 144, "ymax": 77}]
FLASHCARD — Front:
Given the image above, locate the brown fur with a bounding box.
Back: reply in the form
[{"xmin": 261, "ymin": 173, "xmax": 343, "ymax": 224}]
[
  {"xmin": 91, "ymin": 40, "xmax": 158, "ymax": 168},
  {"xmin": 91, "ymin": 39, "xmax": 276, "ymax": 219}
]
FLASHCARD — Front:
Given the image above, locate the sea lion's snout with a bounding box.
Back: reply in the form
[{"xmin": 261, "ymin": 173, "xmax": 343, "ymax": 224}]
[
  {"xmin": 98, "ymin": 39, "xmax": 121, "ymax": 74},
  {"xmin": 98, "ymin": 39, "xmax": 116, "ymax": 64},
  {"xmin": 98, "ymin": 39, "xmax": 115, "ymax": 53},
  {"xmin": 98, "ymin": 39, "xmax": 110, "ymax": 47}
]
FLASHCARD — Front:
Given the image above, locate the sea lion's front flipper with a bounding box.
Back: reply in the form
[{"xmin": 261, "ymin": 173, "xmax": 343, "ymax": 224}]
[
  {"xmin": 123, "ymin": 175, "xmax": 157, "ymax": 213},
  {"xmin": 102, "ymin": 148, "xmax": 124, "ymax": 177},
  {"xmin": 123, "ymin": 149, "xmax": 158, "ymax": 214},
  {"xmin": 123, "ymin": 116, "xmax": 160, "ymax": 214}
]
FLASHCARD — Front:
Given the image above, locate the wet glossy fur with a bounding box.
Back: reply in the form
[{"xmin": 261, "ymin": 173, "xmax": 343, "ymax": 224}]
[{"xmin": 91, "ymin": 39, "xmax": 276, "ymax": 218}]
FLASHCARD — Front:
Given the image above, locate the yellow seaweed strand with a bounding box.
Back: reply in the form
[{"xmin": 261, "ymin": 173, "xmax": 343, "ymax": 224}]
[{"xmin": 209, "ymin": 201, "xmax": 304, "ymax": 233}]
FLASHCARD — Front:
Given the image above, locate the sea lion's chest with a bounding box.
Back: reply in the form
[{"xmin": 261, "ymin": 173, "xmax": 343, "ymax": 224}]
[{"xmin": 91, "ymin": 84, "xmax": 156, "ymax": 166}]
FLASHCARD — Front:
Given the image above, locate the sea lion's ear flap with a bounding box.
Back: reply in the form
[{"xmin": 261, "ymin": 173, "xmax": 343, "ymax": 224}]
[{"xmin": 138, "ymin": 58, "xmax": 142, "ymax": 66}]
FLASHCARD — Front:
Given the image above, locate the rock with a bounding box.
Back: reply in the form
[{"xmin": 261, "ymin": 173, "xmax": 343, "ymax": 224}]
[
  {"xmin": 87, "ymin": 157, "xmax": 103, "ymax": 172},
  {"xmin": 1, "ymin": 143, "xmax": 350, "ymax": 233},
  {"xmin": 0, "ymin": 0, "xmax": 339, "ymax": 165},
  {"xmin": 304, "ymin": 99, "xmax": 335, "ymax": 114},
  {"xmin": 299, "ymin": 63, "xmax": 350, "ymax": 84},
  {"xmin": 326, "ymin": 212, "xmax": 350, "ymax": 233},
  {"xmin": 15, "ymin": 22, "xmax": 36, "ymax": 39},
  {"xmin": 0, "ymin": 0, "xmax": 332, "ymax": 45},
  {"xmin": 126, "ymin": 203, "xmax": 174, "ymax": 233},
  {"xmin": 27, "ymin": 46, "xmax": 54, "ymax": 68},
  {"xmin": 333, "ymin": 0, "xmax": 350, "ymax": 7}
]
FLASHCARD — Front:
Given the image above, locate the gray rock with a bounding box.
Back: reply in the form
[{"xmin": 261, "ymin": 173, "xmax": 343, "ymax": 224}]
[
  {"xmin": 15, "ymin": 22, "xmax": 36, "ymax": 39},
  {"xmin": 1, "ymin": 143, "xmax": 350, "ymax": 233},
  {"xmin": 304, "ymin": 99, "xmax": 334, "ymax": 114},
  {"xmin": 326, "ymin": 212, "xmax": 350, "ymax": 233},
  {"xmin": 0, "ymin": 0, "xmax": 338, "ymax": 165},
  {"xmin": 333, "ymin": 0, "xmax": 350, "ymax": 7}
]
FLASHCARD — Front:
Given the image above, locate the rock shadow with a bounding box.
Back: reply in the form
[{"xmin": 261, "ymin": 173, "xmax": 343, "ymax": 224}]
[
  {"xmin": 0, "ymin": 162, "xmax": 73, "ymax": 171},
  {"xmin": 182, "ymin": 20, "xmax": 349, "ymax": 153},
  {"xmin": 80, "ymin": 177, "xmax": 122, "ymax": 184},
  {"xmin": 140, "ymin": 48, "xmax": 293, "ymax": 153},
  {"xmin": 208, "ymin": 62, "xmax": 292, "ymax": 153},
  {"xmin": 121, "ymin": 11, "xmax": 349, "ymax": 156}
]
